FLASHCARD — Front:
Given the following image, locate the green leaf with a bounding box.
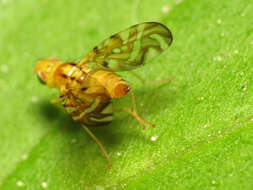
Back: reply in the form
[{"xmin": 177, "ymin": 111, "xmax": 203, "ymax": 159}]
[{"xmin": 0, "ymin": 0, "xmax": 252, "ymax": 189}]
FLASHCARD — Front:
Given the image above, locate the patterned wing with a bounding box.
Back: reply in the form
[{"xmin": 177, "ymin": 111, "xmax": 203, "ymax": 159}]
[{"xmin": 79, "ymin": 22, "xmax": 173, "ymax": 72}]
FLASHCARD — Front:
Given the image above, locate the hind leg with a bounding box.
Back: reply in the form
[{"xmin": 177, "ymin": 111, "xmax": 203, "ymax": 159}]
[{"xmin": 114, "ymin": 90, "xmax": 155, "ymax": 130}]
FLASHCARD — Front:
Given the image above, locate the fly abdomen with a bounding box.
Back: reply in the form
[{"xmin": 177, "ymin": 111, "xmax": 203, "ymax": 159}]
[
  {"xmin": 89, "ymin": 70, "xmax": 130, "ymax": 98},
  {"xmin": 70, "ymin": 97, "xmax": 114, "ymax": 126}
]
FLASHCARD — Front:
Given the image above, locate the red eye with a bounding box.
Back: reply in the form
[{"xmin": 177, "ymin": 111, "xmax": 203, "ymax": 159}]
[
  {"xmin": 39, "ymin": 72, "xmax": 46, "ymax": 80},
  {"xmin": 37, "ymin": 72, "xmax": 46, "ymax": 85}
]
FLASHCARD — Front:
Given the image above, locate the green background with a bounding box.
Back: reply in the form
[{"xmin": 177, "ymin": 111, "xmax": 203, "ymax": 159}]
[{"xmin": 0, "ymin": 0, "xmax": 253, "ymax": 189}]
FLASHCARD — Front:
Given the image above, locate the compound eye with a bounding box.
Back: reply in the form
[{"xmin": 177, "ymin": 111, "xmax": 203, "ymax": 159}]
[{"xmin": 37, "ymin": 72, "xmax": 46, "ymax": 85}]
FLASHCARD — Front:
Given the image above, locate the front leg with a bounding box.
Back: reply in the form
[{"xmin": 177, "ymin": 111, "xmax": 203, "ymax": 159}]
[
  {"xmin": 50, "ymin": 97, "xmax": 63, "ymax": 104},
  {"xmin": 50, "ymin": 93, "xmax": 66, "ymax": 109}
]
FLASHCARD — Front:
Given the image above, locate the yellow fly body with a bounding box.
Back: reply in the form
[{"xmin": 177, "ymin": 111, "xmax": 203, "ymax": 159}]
[{"xmin": 34, "ymin": 22, "xmax": 173, "ymax": 168}]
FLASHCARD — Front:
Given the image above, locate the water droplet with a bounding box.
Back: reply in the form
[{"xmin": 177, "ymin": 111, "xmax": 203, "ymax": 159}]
[
  {"xmin": 217, "ymin": 56, "xmax": 222, "ymax": 62},
  {"xmin": 242, "ymin": 86, "xmax": 247, "ymax": 91},
  {"xmin": 117, "ymin": 152, "xmax": 121, "ymax": 156},
  {"xmin": 31, "ymin": 96, "xmax": 38, "ymax": 103},
  {"xmin": 161, "ymin": 5, "xmax": 171, "ymax": 13},
  {"xmin": 17, "ymin": 181, "xmax": 24, "ymax": 187},
  {"xmin": 41, "ymin": 182, "xmax": 48, "ymax": 188},
  {"xmin": 220, "ymin": 32, "xmax": 225, "ymax": 37},
  {"xmin": 21, "ymin": 154, "xmax": 28, "ymax": 160},
  {"xmin": 197, "ymin": 97, "xmax": 204, "ymax": 101},
  {"xmin": 151, "ymin": 135, "xmax": 158, "ymax": 141}
]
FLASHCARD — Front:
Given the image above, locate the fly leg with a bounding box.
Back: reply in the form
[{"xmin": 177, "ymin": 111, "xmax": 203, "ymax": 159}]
[
  {"xmin": 82, "ymin": 125, "xmax": 112, "ymax": 169},
  {"xmin": 129, "ymin": 71, "xmax": 174, "ymax": 85},
  {"xmin": 114, "ymin": 90, "xmax": 155, "ymax": 130},
  {"xmin": 50, "ymin": 96, "xmax": 66, "ymax": 109},
  {"xmin": 50, "ymin": 97, "xmax": 63, "ymax": 104},
  {"xmin": 115, "ymin": 71, "xmax": 173, "ymax": 129}
]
